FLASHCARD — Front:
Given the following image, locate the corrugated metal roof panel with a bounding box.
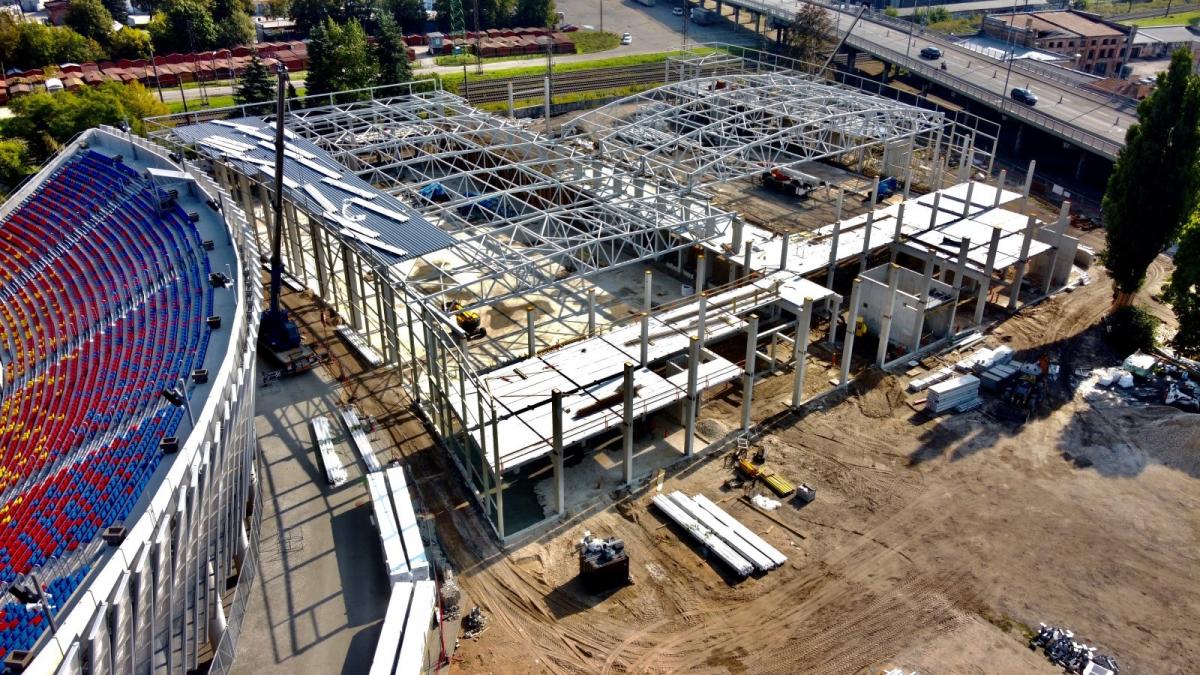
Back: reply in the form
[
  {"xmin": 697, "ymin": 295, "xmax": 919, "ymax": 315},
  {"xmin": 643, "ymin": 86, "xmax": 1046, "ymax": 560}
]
[{"xmin": 172, "ymin": 116, "xmax": 457, "ymax": 264}]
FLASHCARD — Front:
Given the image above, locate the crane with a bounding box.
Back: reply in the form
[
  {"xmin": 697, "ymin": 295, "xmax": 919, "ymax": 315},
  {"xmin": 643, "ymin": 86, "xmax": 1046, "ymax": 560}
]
[{"xmin": 258, "ymin": 65, "xmax": 320, "ymax": 375}]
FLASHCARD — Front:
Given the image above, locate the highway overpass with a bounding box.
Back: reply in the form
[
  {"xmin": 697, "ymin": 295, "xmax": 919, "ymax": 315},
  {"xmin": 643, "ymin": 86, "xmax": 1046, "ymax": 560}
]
[{"xmin": 687, "ymin": 0, "xmax": 1133, "ymax": 161}]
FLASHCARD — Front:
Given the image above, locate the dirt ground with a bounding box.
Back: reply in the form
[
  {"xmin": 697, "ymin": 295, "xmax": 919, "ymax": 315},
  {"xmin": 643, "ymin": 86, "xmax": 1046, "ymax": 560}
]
[{"xmin": 273, "ymin": 224, "xmax": 1198, "ymax": 674}]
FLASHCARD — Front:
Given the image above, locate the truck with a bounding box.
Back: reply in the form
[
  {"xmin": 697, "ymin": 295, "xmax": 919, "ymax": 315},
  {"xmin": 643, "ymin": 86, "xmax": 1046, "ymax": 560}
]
[{"xmin": 690, "ymin": 7, "xmax": 718, "ymax": 24}]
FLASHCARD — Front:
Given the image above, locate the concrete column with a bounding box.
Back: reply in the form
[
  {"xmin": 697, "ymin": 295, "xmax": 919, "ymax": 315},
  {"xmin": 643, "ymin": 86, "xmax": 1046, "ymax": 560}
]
[
  {"xmin": 903, "ymin": 133, "xmax": 916, "ymax": 199},
  {"xmin": 890, "ymin": 203, "xmax": 906, "ymax": 264},
  {"xmin": 587, "ymin": 288, "xmax": 596, "ymax": 336},
  {"xmin": 639, "ymin": 312, "xmax": 650, "ymax": 366},
  {"xmin": 684, "ymin": 337, "xmax": 699, "ymax": 457},
  {"xmin": 1008, "ymin": 215, "xmax": 1039, "ymax": 310},
  {"xmin": 742, "ymin": 241, "xmax": 753, "ymax": 279},
  {"xmin": 697, "ymin": 295, "xmax": 707, "ymax": 345},
  {"xmin": 860, "ymin": 210, "xmax": 875, "ymax": 274},
  {"xmin": 551, "ymin": 389, "xmax": 565, "ymax": 516},
  {"xmin": 643, "ymin": 269, "xmax": 653, "ymax": 312},
  {"xmin": 506, "ymin": 82, "xmax": 514, "ymax": 116},
  {"xmin": 945, "ymin": 237, "xmax": 971, "ymax": 339},
  {"xmin": 491, "ymin": 410, "xmax": 504, "ymax": 537},
  {"xmin": 912, "ymin": 256, "xmax": 935, "ymax": 352},
  {"xmin": 994, "ymin": 169, "xmax": 1007, "ymax": 208},
  {"xmin": 974, "ymin": 227, "xmax": 1002, "ymax": 325},
  {"xmin": 1021, "ymin": 159, "xmax": 1036, "ymax": 214},
  {"xmin": 779, "ymin": 232, "xmax": 790, "ymax": 270},
  {"xmin": 840, "ymin": 279, "xmax": 862, "ymax": 386},
  {"xmin": 622, "ymin": 362, "xmax": 635, "ymax": 484},
  {"xmin": 825, "ymin": 216, "xmax": 842, "ymax": 291},
  {"xmin": 1044, "ymin": 200, "xmax": 1071, "ymax": 294},
  {"xmin": 731, "ymin": 217, "xmax": 744, "ymax": 259},
  {"xmin": 695, "ymin": 253, "xmax": 706, "ymax": 294},
  {"xmin": 834, "ymin": 186, "xmax": 845, "ymax": 222},
  {"xmin": 928, "ymin": 192, "xmax": 941, "ymax": 229},
  {"xmin": 791, "ymin": 297, "xmax": 813, "ymax": 409},
  {"xmin": 526, "ymin": 306, "xmax": 536, "ymax": 358},
  {"xmin": 877, "ymin": 264, "xmax": 901, "ymax": 366},
  {"xmin": 543, "ymin": 76, "xmax": 551, "ymax": 125},
  {"xmin": 868, "ymin": 176, "xmax": 880, "ymax": 210},
  {"xmin": 962, "ymin": 180, "xmax": 975, "ymax": 217},
  {"xmin": 741, "ymin": 314, "xmax": 759, "ymax": 432},
  {"xmin": 477, "ymin": 395, "xmax": 490, "ymax": 516}
]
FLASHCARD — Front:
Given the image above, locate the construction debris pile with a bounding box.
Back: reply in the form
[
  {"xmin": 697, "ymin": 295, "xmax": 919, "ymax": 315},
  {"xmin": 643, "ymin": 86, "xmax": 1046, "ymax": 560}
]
[
  {"xmin": 461, "ymin": 607, "xmax": 487, "ymax": 640},
  {"xmin": 652, "ymin": 491, "xmax": 787, "ymax": 578},
  {"xmin": 578, "ymin": 531, "xmax": 631, "ymax": 590},
  {"xmin": 1029, "ymin": 623, "xmax": 1120, "ymax": 675},
  {"xmin": 1084, "ymin": 350, "xmax": 1200, "ymax": 413}
]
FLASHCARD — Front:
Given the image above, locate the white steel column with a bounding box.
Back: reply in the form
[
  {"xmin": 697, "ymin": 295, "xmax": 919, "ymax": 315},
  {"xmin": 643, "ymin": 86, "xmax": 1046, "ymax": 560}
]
[
  {"xmin": 974, "ymin": 227, "xmax": 1002, "ymax": 325},
  {"xmin": 1009, "ymin": 215, "xmax": 1039, "ymax": 310},
  {"xmin": 890, "ymin": 203, "xmax": 906, "ymax": 263},
  {"xmin": 994, "ymin": 169, "xmax": 1007, "ymax": 207},
  {"xmin": 526, "ymin": 306, "xmax": 536, "ymax": 358},
  {"xmin": 622, "ymin": 362, "xmax": 635, "ymax": 484},
  {"xmin": 587, "ymin": 288, "xmax": 596, "ymax": 336},
  {"xmin": 684, "ymin": 337, "xmax": 699, "ymax": 457},
  {"xmin": 961, "ymin": 180, "xmax": 975, "ymax": 218},
  {"xmin": 877, "ymin": 264, "xmax": 900, "ymax": 366},
  {"xmin": 928, "ymin": 192, "xmax": 941, "ymax": 229},
  {"xmin": 741, "ymin": 314, "xmax": 759, "ymax": 431},
  {"xmin": 1044, "ymin": 200, "xmax": 1071, "ymax": 294},
  {"xmin": 779, "ymin": 232, "xmax": 790, "ymax": 270},
  {"xmin": 1021, "ymin": 159, "xmax": 1036, "ymax": 214},
  {"xmin": 552, "ymin": 389, "xmax": 565, "ymax": 516},
  {"xmin": 695, "ymin": 253, "xmax": 706, "ymax": 293},
  {"xmin": 912, "ymin": 256, "xmax": 935, "ymax": 353},
  {"xmin": 841, "ymin": 278, "xmax": 862, "ymax": 386},
  {"xmin": 639, "ymin": 312, "xmax": 650, "ymax": 366},
  {"xmin": 945, "ymin": 237, "xmax": 971, "ymax": 339},
  {"xmin": 643, "ymin": 269, "xmax": 653, "ymax": 311},
  {"xmin": 791, "ymin": 297, "xmax": 813, "ymax": 409}
]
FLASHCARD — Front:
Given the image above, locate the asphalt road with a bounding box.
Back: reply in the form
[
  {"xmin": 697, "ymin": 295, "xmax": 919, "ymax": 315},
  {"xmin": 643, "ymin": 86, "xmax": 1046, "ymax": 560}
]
[{"xmin": 737, "ymin": 0, "xmax": 1135, "ymax": 150}]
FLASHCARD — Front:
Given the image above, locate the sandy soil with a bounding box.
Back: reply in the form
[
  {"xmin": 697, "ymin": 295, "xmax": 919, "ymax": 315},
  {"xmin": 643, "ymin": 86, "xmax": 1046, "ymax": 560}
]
[{"xmin": 282, "ymin": 224, "xmax": 1198, "ymax": 674}]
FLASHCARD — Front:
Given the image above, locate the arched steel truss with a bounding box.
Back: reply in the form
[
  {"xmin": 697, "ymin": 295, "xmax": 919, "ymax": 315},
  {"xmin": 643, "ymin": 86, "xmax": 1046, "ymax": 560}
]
[{"xmin": 570, "ymin": 72, "xmax": 952, "ymax": 187}]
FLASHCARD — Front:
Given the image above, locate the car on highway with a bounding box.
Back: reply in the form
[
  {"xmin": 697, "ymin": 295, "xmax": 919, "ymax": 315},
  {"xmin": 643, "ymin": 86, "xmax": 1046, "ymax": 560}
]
[
  {"xmin": 621, "ymin": 32, "xmax": 632, "ymax": 45},
  {"xmin": 919, "ymin": 46, "xmax": 942, "ymax": 59},
  {"xmin": 672, "ymin": 5, "xmax": 683, "ymax": 15},
  {"xmin": 1010, "ymin": 87, "xmax": 1038, "ymax": 106}
]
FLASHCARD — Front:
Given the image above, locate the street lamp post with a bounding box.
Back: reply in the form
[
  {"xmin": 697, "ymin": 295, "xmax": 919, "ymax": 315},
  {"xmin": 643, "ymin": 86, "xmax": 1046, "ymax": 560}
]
[{"xmin": 161, "ymin": 377, "xmax": 196, "ymax": 431}]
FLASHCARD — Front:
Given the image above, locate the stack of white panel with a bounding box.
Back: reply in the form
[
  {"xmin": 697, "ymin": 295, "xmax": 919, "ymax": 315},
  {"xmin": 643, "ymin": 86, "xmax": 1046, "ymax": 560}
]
[
  {"xmin": 667, "ymin": 492, "xmax": 778, "ymax": 573},
  {"xmin": 384, "ymin": 465, "xmax": 429, "ymax": 580},
  {"xmin": 691, "ymin": 494, "xmax": 787, "ymax": 568},
  {"xmin": 336, "ymin": 324, "xmax": 385, "ymax": 368},
  {"xmin": 311, "ymin": 416, "xmax": 348, "ymax": 487},
  {"xmin": 926, "ymin": 374, "xmax": 981, "ymax": 413},
  {"xmin": 652, "ymin": 494, "xmax": 753, "ymax": 577},
  {"xmin": 341, "ymin": 406, "xmax": 382, "ymax": 473},
  {"xmin": 369, "ymin": 580, "xmax": 438, "ymax": 675}
]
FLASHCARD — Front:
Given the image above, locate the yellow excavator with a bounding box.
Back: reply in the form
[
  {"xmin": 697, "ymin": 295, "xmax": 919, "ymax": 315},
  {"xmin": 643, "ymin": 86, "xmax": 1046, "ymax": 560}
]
[{"xmin": 447, "ymin": 301, "xmax": 487, "ymax": 339}]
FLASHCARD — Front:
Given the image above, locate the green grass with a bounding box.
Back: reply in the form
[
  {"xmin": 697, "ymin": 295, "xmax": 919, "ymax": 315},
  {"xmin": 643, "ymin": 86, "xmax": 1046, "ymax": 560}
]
[
  {"xmin": 572, "ymin": 30, "xmax": 621, "ymax": 54},
  {"xmin": 1087, "ymin": 0, "xmax": 1193, "ymax": 15},
  {"xmin": 434, "ymin": 52, "xmax": 550, "ymax": 66},
  {"xmin": 1122, "ymin": 8, "xmax": 1200, "ymax": 25},
  {"xmin": 436, "ymin": 48, "xmax": 719, "ymax": 93},
  {"xmin": 165, "ymin": 86, "xmax": 307, "ymax": 114},
  {"xmin": 927, "ymin": 16, "xmax": 982, "ymax": 34}
]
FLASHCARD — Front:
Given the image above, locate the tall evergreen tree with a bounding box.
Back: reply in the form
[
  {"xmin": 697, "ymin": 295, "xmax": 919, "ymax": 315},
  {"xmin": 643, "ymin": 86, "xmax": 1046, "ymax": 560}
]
[
  {"xmin": 375, "ymin": 14, "xmax": 412, "ymax": 86},
  {"xmin": 306, "ymin": 19, "xmax": 379, "ymax": 100},
  {"xmin": 1164, "ymin": 213, "xmax": 1200, "ymax": 357},
  {"xmin": 235, "ymin": 53, "xmax": 275, "ymax": 105},
  {"xmin": 1102, "ymin": 48, "xmax": 1200, "ymax": 305}
]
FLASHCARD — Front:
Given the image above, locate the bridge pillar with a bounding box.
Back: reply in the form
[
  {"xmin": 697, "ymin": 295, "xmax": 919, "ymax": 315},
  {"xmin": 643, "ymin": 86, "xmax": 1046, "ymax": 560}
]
[
  {"xmin": 1014, "ymin": 125, "xmax": 1024, "ymax": 153},
  {"xmin": 755, "ymin": 12, "xmax": 762, "ymax": 37},
  {"xmin": 1075, "ymin": 151, "xmax": 1087, "ymax": 180},
  {"xmin": 845, "ymin": 48, "xmax": 858, "ymax": 71},
  {"xmin": 733, "ymin": 5, "xmax": 739, "ymax": 23}
]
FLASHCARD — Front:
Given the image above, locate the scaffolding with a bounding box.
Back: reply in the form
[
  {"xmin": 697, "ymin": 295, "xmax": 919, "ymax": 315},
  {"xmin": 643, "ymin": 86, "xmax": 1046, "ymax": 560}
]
[{"xmin": 151, "ymin": 58, "xmax": 1017, "ymax": 540}]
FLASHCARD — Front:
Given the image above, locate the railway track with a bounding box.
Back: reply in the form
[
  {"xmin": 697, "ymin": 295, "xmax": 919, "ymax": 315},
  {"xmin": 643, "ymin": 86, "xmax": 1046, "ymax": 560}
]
[{"xmin": 457, "ymin": 61, "xmax": 745, "ymax": 105}]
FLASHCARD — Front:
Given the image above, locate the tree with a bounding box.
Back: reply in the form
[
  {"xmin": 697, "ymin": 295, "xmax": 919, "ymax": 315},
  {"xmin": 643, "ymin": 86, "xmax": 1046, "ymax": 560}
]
[
  {"xmin": 103, "ymin": 0, "xmax": 129, "ymax": 24},
  {"xmin": 212, "ymin": 0, "xmax": 255, "ymax": 47},
  {"xmin": 267, "ymin": 0, "xmax": 290, "ymax": 17},
  {"xmin": 513, "ymin": 0, "xmax": 553, "ymax": 28},
  {"xmin": 387, "ymin": 0, "xmax": 427, "ymax": 33},
  {"xmin": 235, "ymin": 52, "xmax": 275, "ymax": 105},
  {"xmin": 3, "ymin": 81, "xmax": 166, "ymax": 162},
  {"xmin": 433, "ymin": 0, "xmax": 511, "ymax": 32},
  {"xmin": 1101, "ymin": 48, "xmax": 1200, "ymax": 305},
  {"xmin": 149, "ymin": 0, "xmax": 218, "ymax": 51},
  {"xmin": 1164, "ymin": 213, "xmax": 1200, "ymax": 356},
  {"xmin": 306, "ymin": 19, "xmax": 379, "ymax": 100},
  {"xmin": 65, "ymin": 0, "xmax": 115, "ymax": 47},
  {"xmin": 289, "ymin": 0, "xmax": 339, "ymax": 36},
  {"xmin": 8, "ymin": 21, "xmax": 106, "ymax": 70},
  {"xmin": 0, "ymin": 139, "xmax": 31, "ymax": 191},
  {"xmin": 780, "ymin": 4, "xmax": 831, "ymax": 66},
  {"xmin": 375, "ymin": 14, "xmax": 412, "ymax": 86},
  {"xmin": 109, "ymin": 27, "xmax": 152, "ymax": 59}
]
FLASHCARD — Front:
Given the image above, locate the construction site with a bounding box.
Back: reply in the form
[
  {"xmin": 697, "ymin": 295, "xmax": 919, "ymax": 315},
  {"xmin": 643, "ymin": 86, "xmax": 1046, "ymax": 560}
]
[{"xmin": 154, "ymin": 47, "xmax": 1198, "ymax": 675}]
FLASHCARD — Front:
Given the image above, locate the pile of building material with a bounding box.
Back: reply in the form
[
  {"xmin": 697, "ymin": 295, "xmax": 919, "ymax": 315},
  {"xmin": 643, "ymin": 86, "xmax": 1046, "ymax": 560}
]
[
  {"xmin": 578, "ymin": 531, "xmax": 630, "ymax": 590},
  {"xmin": 1122, "ymin": 351, "xmax": 1157, "ymax": 378},
  {"xmin": 925, "ymin": 374, "xmax": 981, "ymax": 413},
  {"xmin": 1029, "ymin": 623, "xmax": 1120, "ymax": 675},
  {"xmin": 311, "ymin": 416, "xmax": 348, "ymax": 487},
  {"xmin": 341, "ymin": 405, "xmax": 382, "ymax": 473},
  {"xmin": 652, "ymin": 491, "xmax": 787, "ymax": 577},
  {"xmin": 909, "ymin": 366, "xmax": 954, "ymax": 392}
]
